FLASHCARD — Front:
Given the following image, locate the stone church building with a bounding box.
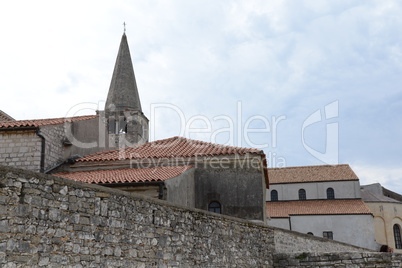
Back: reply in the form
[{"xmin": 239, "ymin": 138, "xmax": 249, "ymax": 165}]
[{"xmin": 0, "ymin": 33, "xmax": 268, "ymax": 222}]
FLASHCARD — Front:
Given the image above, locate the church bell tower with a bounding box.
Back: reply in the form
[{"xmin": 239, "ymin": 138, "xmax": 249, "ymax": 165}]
[{"xmin": 105, "ymin": 33, "xmax": 149, "ymax": 149}]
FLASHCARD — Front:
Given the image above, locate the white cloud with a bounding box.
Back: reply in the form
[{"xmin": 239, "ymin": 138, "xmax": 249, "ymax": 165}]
[{"xmin": 352, "ymin": 164, "xmax": 402, "ymax": 194}]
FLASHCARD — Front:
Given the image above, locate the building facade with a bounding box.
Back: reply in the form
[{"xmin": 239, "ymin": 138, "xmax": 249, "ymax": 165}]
[
  {"xmin": 54, "ymin": 136, "xmax": 269, "ymax": 222},
  {"xmin": 266, "ymin": 164, "xmax": 378, "ymax": 250},
  {"xmin": 361, "ymin": 183, "xmax": 402, "ymax": 253}
]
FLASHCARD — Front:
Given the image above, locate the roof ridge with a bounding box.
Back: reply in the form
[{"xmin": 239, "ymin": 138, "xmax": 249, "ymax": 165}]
[
  {"xmin": 0, "ymin": 114, "xmax": 98, "ymax": 128},
  {"xmin": 269, "ymin": 164, "xmax": 349, "ymax": 170},
  {"xmin": 79, "ymin": 136, "xmax": 263, "ymax": 159},
  {"xmin": 4, "ymin": 114, "xmax": 97, "ymax": 122},
  {"xmin": 76, "ymin": 136, "xmax": 264, "ymax": 162},
  {"xmin": 170, "ymin": 136, "xmax": 263, "ymax": 152},
  {"xmin": 83, "ymin": 136, "xmax": 181, "ymax": 156},
  {"xmin": 56, "ymin": 164, "xmax": 195, "ymax": 175}
]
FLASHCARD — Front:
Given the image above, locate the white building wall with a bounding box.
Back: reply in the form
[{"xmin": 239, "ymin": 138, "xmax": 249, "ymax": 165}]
[
  {"xmin": 267, "ymin": 181, "xmax": 361, "ymax": 201},
  {"xmin": 290, "ymin": 214, "xmax": 377, "ymax": 250},
  {"xmin": 266, "ymin": 218, "xmax": 290, "ymax": 230}
]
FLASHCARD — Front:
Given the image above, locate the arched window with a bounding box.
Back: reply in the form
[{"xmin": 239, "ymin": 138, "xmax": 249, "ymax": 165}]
[
  {"xmin": 208, "ymin": 201, "xmax": 221, "ymax": 214},
  {"xmin": 307, "ymin": 232, "xmax": 314, "ymax": 236},
  {"xmin": 394, "ymin": 224, "xmax": 402, "ymax": 249},
  {"xmin": 271, "ymin": 190, "xmax": 278, "ymax": 201},
  {"xmin": 327, "ymin": 188, "xmax": 335, "ymax": 200},
  {"xmin": 298, "ymin": 189, "xmax": 306, "ymax": 200}
]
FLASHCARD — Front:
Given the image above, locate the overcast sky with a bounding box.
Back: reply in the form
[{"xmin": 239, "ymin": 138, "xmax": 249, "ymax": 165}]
[{"xmin": 1, "ymin": 0, "xmax": 402, "ymax": 193}]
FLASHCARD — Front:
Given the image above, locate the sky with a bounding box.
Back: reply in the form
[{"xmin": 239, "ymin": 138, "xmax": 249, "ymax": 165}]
[{"xmin": 1, "ymin": 0, "xmax": 402, "ymax": 193}]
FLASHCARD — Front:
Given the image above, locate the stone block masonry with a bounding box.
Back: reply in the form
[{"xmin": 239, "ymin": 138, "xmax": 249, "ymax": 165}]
[
  {"xmin": 274, "ymin": 252, "xmax": 402, "ymax": 267},
  {"xmin": 0, "ymin": 165, "xmax": 274, "ymax": 267},
  {"xmin": 1, "ymin": 165, "xmax": 401, "ymax": 267},
  {"xmin": 0, "ymin": 131, "xmax": 41, "ymax": 172},
  {"xmin": 40, "ymin": 124, "xmax": 66, "ymax": 171}
]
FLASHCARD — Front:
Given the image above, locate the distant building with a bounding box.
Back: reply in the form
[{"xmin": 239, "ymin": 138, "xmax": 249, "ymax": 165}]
[
  {"xmin": 361, "ymin": 183, "xmax": 402, "ymax": 253},
  {"xmin": 54, "ymin": 136, "xmax": 269, "ymax": 222},
  {"xmin": 266, "ymin": 164, "xmax": 377, "ymax": 250}
]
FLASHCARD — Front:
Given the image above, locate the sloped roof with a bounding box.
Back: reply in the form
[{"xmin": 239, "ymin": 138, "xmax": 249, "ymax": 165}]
[
  {"xmin": 55, "ymin": 165, "xmax": 194, "ymax": 184},
  {"xmin": 0, "ymin": 110, "xmax": 15, "ymax": 121},
  {"xmin": 361, "ymin": 189, "xmax": 400, "ymax": 203},
  {"xmin": 266, "ymin": 199, "xmax": 372, "ymax": 218},
  {"xmin": 105, "ymin": 33, "xmax": 142, "ymax": 112},
  {"xmin": 268, "ymin": 164, "xmax": 359, "ymax": 184},
  {"xmin": 77, "ymin": 136, "xmax": 264, "ymax": 162},
  {"xmin": 0, "ymin": 115, "xmax": 97, "ymax": 129}
]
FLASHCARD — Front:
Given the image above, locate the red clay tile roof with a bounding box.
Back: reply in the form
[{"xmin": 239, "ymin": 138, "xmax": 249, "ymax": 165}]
[
  {"xmin": 268, "ymin": 164, "xmax": 359, "ymax": 184},
  {"xmin": 55, "ymin": 165, "xmax": 194, "ymax": 184},
  {"xmin": 266, "ymin": 199, "xmax": 372, "ymax": 218},
  {"xmin": 77, "ymin": 136, "xmax": 264, "ymax": 162},
  {"xmin": 0, "ymin": 115, "xmax": 98, "ymax": 128}
]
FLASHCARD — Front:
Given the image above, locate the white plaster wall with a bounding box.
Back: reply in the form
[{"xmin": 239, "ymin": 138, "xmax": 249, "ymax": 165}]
[
  {"xmin": 266, "ymin": 218, "xmax": 290, "ymax": 230},
  {"xmin": 289, "ymin": 214, "xmax": 377, "ymax": 250},
  {"xmin": 267, "ymin": 181, "xmax": 361, "ymax": 201}
]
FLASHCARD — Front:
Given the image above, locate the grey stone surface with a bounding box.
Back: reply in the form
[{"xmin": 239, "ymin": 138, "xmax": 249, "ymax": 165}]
[
  {"xmin": 194, "ymin": 161, "xmax": 266, "ymax": 221},
  {"xmin": 0, "ymin": 165, "xmax": 274, "ymax": 267}
]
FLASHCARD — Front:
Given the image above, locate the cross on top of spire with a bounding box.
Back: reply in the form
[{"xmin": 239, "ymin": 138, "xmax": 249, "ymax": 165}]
[{"xmin": 123, "ymin": 22, "xmax": 126, "ymax": 33}]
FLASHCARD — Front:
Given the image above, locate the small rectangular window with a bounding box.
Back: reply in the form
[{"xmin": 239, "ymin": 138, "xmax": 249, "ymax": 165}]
[
  {"xmin": 108, "ymin": 118, "xmax": 116, "ymax": 134},
  {"xmin": 323, "ymin": 231, "xmax": 333, "ymax": 240}
]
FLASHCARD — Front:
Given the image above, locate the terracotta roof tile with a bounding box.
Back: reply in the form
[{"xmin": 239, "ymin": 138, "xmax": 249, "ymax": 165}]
[
  {"xmin": 0, "ymin": 115, "xmax": 98, "ymax": 128},
  {"xmin": 266, "ymin": 199, "xmax": 372, "ymax": 218},
  {"xmin": 77, "ymin": 136, "xmax": 264, "ymax": 162},
  {"xmin": 55, "ymin": 165, "xmax": 194, "ymax": 184},
  {"xmin": 268, "ymin": 164, "xmax": 358, "ymax": 184}
]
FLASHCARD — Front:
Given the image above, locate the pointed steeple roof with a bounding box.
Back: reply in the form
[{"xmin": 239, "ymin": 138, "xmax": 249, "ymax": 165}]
[{"xmin": 105, "ymin": 33, "xmax": 142, "ymax": 112}]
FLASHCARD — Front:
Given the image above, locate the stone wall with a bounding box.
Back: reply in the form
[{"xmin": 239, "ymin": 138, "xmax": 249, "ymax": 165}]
[
  {"xmin": 274, "ymin": 252, "xmax": 402, "ymax": 267},
  {"xmin": 0, "ymin": 131, "xmax": 41, "ymax": 172},
  {"xmin": 0, "ymin": 165, "xmax": 274, "ymax": 267},
  {"xmin": 40, "ymin": 124, "xmax": 66, "ymax": 171}
]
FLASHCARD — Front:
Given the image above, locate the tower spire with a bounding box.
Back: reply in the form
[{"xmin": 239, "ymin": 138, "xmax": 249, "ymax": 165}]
[
  {"xmin": 105, "ymin": 33, "xmax": 142, "ymax": 112},
  {"xmin": 104, "ymin": 33, "xmax": 149, "ymax": 148}
]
